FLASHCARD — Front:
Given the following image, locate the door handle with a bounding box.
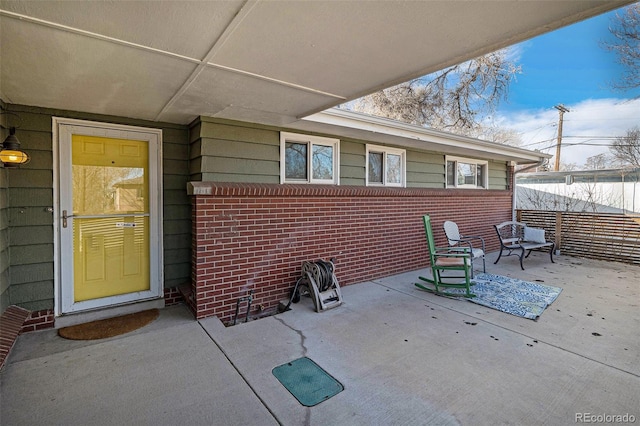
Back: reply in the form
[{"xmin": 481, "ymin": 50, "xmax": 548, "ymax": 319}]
[{"xmin": 62, "ymin": 210, "xmax": 72, "ymax": 228}]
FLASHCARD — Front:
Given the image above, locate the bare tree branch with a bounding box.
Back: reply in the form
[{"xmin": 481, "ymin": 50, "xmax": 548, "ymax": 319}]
[
  {"xmin": 602, "ymin": 3, "xmax": 640, "ymax": 90},
  {"xmin": 584, "ymin": 153, "xmax": 614, "ymax": 170},
  {"xmin": 609, "ymin": 126, "xmax": 640, "ymax": 166},
  {"xmin": 349, "ymin": 49, "xmax": 521, "ymax": 140}
]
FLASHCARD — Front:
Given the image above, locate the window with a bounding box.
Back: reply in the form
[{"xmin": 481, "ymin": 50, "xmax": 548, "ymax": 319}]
[
  {"xmin": 366, "ymin": 145, "xmax": 406, "ymax": 187},
  {"xmin": 280, "ymin": 132, "xmax": 339, "ymax": 184},
  {"xmin": 445, "ymin": 156, "xmax": 488, "ymax": 189}
]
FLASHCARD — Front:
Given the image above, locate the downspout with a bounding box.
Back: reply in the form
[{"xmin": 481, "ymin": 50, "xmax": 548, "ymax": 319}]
[{"xmin": 512, "ymin": 158, "xmax": 547, "ymax": 222}]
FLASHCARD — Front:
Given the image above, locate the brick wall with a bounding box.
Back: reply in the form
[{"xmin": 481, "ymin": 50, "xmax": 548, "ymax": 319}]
[
  {"xmin": 1, "ymin": 306, "xmax": 30, "ymax": 370},
  {"xmin": 22, "ymin": 309, "xmax": 55, "ymax": 332},
  {"xmin": 189, "ymin": 183, "xmax": 513, "ymax": 324},
  {"xmin": 16, "ymin": 291, "xmax": 183, "ymax": 334},
  {"xmin": 163, "ymin": 287, "xmax": 185, "ymax": 306}
]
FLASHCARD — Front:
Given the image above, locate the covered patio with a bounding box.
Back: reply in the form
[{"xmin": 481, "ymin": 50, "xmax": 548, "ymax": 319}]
[
  {"xmin": 2, "ymin": 251, "xmax": 638, "ymax": 425},
  {"xmin": 1, "ymin": 0, "xmax": 634, "ymax": 329}
]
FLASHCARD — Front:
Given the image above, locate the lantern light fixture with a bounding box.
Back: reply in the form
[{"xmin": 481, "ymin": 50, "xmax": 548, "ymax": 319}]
[{"xmin": 1, "ymin": 112, "xmax": 29, "ymax": 168}]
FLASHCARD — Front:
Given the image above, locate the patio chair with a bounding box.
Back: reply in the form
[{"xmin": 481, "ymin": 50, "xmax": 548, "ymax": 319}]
[
  {"xmin": 443, "ymin": 220, "xmax": 486, "ymax": 278},
  {"xmin": 415, "ymin": 215, "xmax": 476, "ymax": 298},
  {"xmin": 494, "ymin": 221, "xmax": 555, "ymax": 270}
]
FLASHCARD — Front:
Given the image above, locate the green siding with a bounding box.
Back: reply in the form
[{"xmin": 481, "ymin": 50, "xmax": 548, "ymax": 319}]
[
  {"xmin": 10, "ymin": 244, "xmax": 54, "ymax": 265},
  {"xmin": 7, "ymin": 169, "xmax": 51, "ymax": 188},
  {"xmin": 199, "ymin": 173, "xmax": 279, "ymax": 183},
  {"xmin": 163, "ymin": 219, "xmax": 192, "ymax": 236},
  {"xmin": 164, "ymin": 174, "xmax": 189, "ymax": 190},
  {"xmin": 9, "ymin": 280, "xmax": 54, "ymax": 305},
  {"xmin": 164, "ymin": 189, "xmax": 190, "ymax": 206},
  {"xmin": 1, "ymin": 107, "xmax": 11, "ymax": 312},
  {"xmin": 2, "ymin": 104, "xmax": 191, "ymax": 312},
  {"xmin": 488, "ymin": 161, "xmax": 509, "ymax": 190},
  {"xmin": 9, "ymin": 188, "xmax": 53, "ymax": 206},
  {"xmin": 339, "ymin": 140, "xmax": 365, "ymax": 185},
  {"xmin": 5, "ymin": 117, "xmax": 66, "ymax": 317},
  {"xmin": 199, "ymin": 121, "xmax": 280, "ymax": 145},
  {"xmin": 163, "ymin": 141, "xmax": 189, "ymax": 161},
  {"xmin": 164, "ymin": 262, "xmax": 191, "ymax": 284},
  {"xmin": 161, "ymin": 127, "xmax": 191, "ymax": 288},
  {"xmin": 9, "ymin": 225, "xmax": 53, "ymax": 246},
  {"xmin": 195, "ymin": 138, "xmax": 278, "ymax": 160},
  {"xmin": 406, "ymin": 150, "xmax": 445, "ymax": 188},
  {"xmin": 10, "ymin": 263, "xmax": 53, "ymax": 285},
  {"xmin": 191, "ymin": 119, "xmax": 280, "ymax": 182},
  {"xmin": 190, "ymin": 117, "xmax": 512, "ymax": 191},
  {"xmin": 202, "ymin": 157, "xmax": 279, "ymax": 176},
  {"xmin": 0, "ymin": 164, "xmax": 8, "ymax": 313}
]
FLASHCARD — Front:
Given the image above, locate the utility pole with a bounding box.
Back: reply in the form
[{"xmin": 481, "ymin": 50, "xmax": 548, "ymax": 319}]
[{"xmin": 554, "ymin": 104, "xmax": 570, "ymax": 171}]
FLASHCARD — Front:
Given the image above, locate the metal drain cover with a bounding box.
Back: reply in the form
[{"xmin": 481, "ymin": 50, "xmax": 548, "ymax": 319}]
[{"xmin": 272, "ymin": 357, "xmax": 344, "ymax": 407}]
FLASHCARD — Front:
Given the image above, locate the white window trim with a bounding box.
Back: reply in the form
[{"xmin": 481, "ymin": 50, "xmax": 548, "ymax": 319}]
[
  {"xmin": 280, "ymin": 132, "xmax": 340, "ymax": 184},
  {"xmin": 366, "ymin": 144, "xmax": 406, "ymax": 187},
  {"xmin": 446, "ymin": 155, "xmax": 489, "ymax": 189}
]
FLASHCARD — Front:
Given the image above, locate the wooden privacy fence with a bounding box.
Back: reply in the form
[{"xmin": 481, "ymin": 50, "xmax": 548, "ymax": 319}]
[{"xmin": 517, "ymin": 210, "xmax": 640, "ymax": 265}]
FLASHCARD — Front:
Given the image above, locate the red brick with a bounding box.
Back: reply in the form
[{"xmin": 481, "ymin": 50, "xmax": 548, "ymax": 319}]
[{"xmin": 190, "ymin": 184, "xmax": 512, "ymax": 321}]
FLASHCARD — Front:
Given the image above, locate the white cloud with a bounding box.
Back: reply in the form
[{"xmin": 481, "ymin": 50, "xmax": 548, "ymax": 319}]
[
  {"xmin": 496, "ymin": 98, "xmax": 640, "ymax": 167},
  {"xmin": 504, "ymin": 42, "xmax": 527, "ymax": 65}
]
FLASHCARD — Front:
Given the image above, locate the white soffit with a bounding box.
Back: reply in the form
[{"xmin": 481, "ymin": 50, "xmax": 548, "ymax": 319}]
[
  {"xmin": 0, "ymin": 0, "xmax": 632, "ymax": 125},
  {"xmin": 293, "ymin": 109, "xmax": 551, "ymax": 164}
]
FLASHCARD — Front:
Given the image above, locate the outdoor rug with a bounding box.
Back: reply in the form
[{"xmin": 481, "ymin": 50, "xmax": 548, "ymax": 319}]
[
  {"xmin": 449, "ymin": 273, "xmax": 562, "ymax": 320},
  {"xmin": 58, "ymin": 309, "xmax": 159, "ymax": 340}
]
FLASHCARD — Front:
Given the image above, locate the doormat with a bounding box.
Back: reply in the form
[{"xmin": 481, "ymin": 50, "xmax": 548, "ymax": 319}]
[
  {"xmin": 58, "ymin": 309, "xmax": 159, "ymax": 340},
  {"xmin": 272, "ymin": 357, "xmax": 344, "ymax": 407},
  {"xmin": 447, "ymin": 273, "xmax": 562, "ymax": 320}
]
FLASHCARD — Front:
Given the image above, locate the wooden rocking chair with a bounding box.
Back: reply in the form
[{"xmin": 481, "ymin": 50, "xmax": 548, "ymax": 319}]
[{"xmin": 415, "ymin": 215, "xmax": 476, "ymax": 298}]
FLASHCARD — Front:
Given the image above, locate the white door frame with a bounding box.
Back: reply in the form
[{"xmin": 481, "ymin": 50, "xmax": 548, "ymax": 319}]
[{"xmin": 53, "ymin": 117, "xmax": 163, "ymax": 316}]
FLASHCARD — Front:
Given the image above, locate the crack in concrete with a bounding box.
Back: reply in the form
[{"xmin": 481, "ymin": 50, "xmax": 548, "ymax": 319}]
[
  {"xmin": 198, "ymin": 322, "xmax": 283, "ymax": 425},
  {"xmin": 273, "ymin": 316, "xmax": 311, "ymax": 425},
  {"xmin": 274, "ymin": 316, "xmax": 308, "ymax": 357}
]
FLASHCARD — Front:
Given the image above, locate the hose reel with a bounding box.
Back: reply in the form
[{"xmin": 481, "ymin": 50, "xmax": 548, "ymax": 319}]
[{"xmin": 290, "ymin": 259, "xmax": 343, "ymax": 312}]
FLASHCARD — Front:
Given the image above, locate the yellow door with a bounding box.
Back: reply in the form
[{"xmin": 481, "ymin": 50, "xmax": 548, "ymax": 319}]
[
  {"xmin": 57, "ymin": 119, "xmax": 162, "ymax": 314},
  {"xmin": 72, "ymin": 135, "xmax": 150, "ymax": 301}
]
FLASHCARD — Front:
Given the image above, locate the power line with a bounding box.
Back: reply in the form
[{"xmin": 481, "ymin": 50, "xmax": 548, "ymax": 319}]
[
  {"xmin": 562, "ymin": 135, "xmax": 624, "ymax": 139},
  {"xmin": 520, "ymin": 134, "xmax": 627, "ymax": 148},
  {"xmin": 564, "ymin": 117, "xmax": 636, "ymax": 121},
  {"xmin": 520, "ymin": 121, "xmax": 557, "ymax": 145},
  {"xmin": 534, "ymin": 140, "xmax": 637, "ymax": 153},
  {"xmin": 520, "ymin": 137, "xmax": 557, "ymax": 148},
  {"xmin": 563, "ymin": 142, "xmax": 628, "ymax": 147}
]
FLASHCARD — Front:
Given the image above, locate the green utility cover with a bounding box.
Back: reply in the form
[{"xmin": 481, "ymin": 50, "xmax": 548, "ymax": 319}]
[{"xmin": 272, "ymin": 357, "xmax": 344, "ymax": 407}]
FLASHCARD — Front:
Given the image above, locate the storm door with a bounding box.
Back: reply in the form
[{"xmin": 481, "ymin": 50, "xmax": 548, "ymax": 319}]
[{"xmin": 56, "ymin": 119, "xmax": 162, "ymax": 314}]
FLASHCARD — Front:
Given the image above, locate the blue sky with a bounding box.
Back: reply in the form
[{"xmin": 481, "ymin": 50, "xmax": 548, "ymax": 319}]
[
  {"xmin": 503, "ymin": 9, "xmax": 639, "ymax": 111},
  {"xmin": 493, "ymin": 5, "xmax": 640, "ymax": 167}
]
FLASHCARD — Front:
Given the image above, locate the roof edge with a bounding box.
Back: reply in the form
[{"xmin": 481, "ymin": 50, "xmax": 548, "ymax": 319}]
[{"xmin": 302, "ymin": 108, "xmax": 551, "ymax": 164}]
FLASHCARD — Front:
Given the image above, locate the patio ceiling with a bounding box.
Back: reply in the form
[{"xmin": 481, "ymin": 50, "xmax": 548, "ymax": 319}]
[{"xmin": 0, "ymin": 1, "xmax": 631, "ymax": 127}]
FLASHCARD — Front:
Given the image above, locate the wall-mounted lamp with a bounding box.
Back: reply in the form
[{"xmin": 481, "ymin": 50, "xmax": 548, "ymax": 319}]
[{"xmin": 1, "ymin": 112, "xmax": 29, "ymax": 168}]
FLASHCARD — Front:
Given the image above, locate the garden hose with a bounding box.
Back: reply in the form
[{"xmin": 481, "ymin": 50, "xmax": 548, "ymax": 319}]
[{"xmin": 283, "ymin": 259, "xmax": 337, "ymax": 311}]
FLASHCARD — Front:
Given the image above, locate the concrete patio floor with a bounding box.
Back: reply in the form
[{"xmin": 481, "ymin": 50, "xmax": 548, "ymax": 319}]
[{"xmin": 1, "ymin": 251, "xmax": 639, "ymax": 425}]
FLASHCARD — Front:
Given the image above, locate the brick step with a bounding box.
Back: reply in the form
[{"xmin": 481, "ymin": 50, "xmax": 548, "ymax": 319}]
[{"xmin": 0, "ymin": 305, "xmax": 30, "ymax": 370}]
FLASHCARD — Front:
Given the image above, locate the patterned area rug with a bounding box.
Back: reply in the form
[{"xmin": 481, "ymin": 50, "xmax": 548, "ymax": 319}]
[{"xmin": 450, "ymin": 273, "xmax": 562, "ymax": 320}]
